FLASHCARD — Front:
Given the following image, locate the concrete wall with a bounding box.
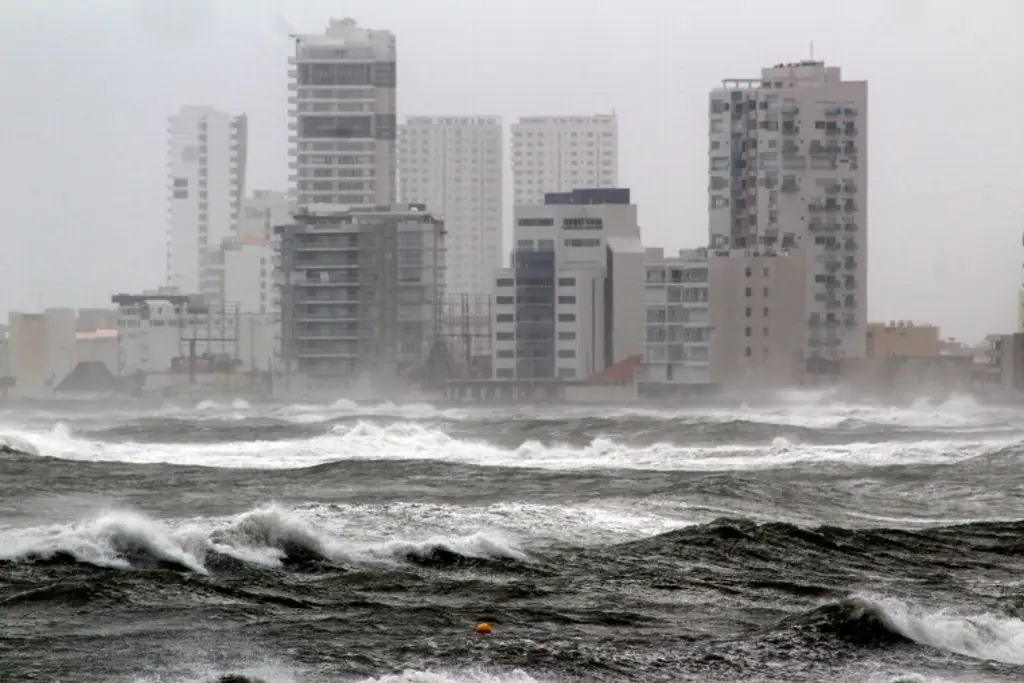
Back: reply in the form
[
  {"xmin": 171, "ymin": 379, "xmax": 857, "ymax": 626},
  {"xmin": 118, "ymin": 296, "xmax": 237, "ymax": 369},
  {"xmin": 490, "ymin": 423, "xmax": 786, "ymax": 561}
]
[{"xmin": 708, "ymin": 249, "xmax": 806, "ymax": 389}]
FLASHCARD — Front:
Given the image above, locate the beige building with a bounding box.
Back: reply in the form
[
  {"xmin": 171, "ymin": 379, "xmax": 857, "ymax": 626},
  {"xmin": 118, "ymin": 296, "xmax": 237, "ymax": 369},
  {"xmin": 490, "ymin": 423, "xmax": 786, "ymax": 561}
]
[
  {"xmin": 866, "ymin": 321, "xmax": 941, "ymax": 359},
  {"xmin": 709, "ymin": 60, "xmax": 868, "ymax": 367},
  {"xmin": 708, "ymin": 248, "xmax": 807, "ymax": 389}
]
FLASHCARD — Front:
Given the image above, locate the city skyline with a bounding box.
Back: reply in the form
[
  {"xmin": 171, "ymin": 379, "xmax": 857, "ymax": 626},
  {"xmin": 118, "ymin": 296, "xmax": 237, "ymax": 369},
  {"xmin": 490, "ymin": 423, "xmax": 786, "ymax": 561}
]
[{"xmin": 1, "ymin": 1, "xmax": 1021, "ymax": 342}]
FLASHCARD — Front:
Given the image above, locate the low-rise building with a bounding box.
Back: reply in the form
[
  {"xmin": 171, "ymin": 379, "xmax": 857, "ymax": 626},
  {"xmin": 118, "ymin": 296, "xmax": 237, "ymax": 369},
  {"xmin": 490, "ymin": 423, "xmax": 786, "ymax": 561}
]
[
  {"xmin": 866, "ymin": 321, "xmax": 940, "ymax": 359},
  {"xmin": 636, "ymin": 248, "xmax": 714, "ymax": 396}
]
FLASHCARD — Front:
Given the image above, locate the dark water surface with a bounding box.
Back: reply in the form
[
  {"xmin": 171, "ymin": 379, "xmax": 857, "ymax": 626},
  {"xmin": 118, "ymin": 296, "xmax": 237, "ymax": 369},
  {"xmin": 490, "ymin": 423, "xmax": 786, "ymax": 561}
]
[{"xmin": 1, "ymin": 395, "xmax": 1023, "ymax": 682}]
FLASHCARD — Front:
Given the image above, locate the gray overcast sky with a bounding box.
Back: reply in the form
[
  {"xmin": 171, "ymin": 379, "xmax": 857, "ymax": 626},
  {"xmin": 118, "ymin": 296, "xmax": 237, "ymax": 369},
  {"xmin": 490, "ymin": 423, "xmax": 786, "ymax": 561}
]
[{"xmin": 0, "ymin": 0, "xmax": 1021, "ymax": 342}]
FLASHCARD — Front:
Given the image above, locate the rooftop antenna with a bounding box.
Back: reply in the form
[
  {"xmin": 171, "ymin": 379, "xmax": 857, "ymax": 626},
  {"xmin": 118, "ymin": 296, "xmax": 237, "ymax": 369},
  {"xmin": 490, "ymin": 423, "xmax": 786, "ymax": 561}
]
[{"xmin": 810, "ymin": 41, "xmax": 815, "ymax": 60}]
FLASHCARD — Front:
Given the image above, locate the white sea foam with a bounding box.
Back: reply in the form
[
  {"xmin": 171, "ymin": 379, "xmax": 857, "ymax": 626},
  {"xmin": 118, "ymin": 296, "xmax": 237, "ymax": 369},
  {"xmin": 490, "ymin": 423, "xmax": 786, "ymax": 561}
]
[
  {"xmin": 0, "ymin": 418, "xmax": 1014, "ymax": 473},
  {"xmin": 850, "ymin": 593, "xmax": 1024, "ymax": 665}
]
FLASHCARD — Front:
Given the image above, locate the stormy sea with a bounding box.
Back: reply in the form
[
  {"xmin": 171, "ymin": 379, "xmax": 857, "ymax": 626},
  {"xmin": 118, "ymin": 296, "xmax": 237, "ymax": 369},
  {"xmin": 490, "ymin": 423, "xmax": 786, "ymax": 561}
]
[{"xmin": 1, "ymin": 392, "xmax": 1023, "ymax": 683}]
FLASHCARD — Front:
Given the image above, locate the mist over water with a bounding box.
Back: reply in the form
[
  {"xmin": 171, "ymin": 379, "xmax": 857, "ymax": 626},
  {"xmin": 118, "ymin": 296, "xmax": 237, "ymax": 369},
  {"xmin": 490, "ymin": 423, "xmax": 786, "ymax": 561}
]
[{"xmin": 2, "ymin": 393, "xmax": 1024, "ymax": 682}]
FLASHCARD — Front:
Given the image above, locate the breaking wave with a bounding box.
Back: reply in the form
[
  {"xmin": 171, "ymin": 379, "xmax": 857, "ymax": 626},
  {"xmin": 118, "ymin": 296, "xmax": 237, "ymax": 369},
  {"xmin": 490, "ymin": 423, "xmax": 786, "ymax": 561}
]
[{"xmin": 0, "ymin": 505, "xmax": 528, "ymax": 574}]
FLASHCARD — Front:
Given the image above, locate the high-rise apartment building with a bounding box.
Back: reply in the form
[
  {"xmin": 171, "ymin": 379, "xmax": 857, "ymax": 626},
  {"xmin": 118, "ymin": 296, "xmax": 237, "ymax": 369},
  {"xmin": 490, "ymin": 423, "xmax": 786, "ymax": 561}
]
[
  {"xmin": 166, "ymin": 106, "xmax": 247, "ymax": 296},
  {"xmin": 510, "ymin": 115, "xmax": 618, "ymax": 207},
  {"xmin": 288, "ymin": 18, "xmax": 397, "ymax": 209},
  {"xmin": 708, "ymin": 60, "xmax": 867, "ymax": 363},
  {"xmin": 398, "ymin": 117, "xmax": 503, "ymax": 296}
]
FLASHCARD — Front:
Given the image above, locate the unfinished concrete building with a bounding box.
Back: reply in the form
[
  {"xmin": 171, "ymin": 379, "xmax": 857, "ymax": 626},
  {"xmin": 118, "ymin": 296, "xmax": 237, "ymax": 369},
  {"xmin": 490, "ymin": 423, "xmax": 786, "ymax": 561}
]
[{"xmin": 274, "ymin": 204, "xmax": 445, "ymax": 391}]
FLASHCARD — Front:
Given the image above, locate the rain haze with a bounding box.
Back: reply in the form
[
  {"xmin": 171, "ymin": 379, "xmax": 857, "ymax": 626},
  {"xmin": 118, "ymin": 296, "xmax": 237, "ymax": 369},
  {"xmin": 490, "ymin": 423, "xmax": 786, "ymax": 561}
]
[{"xmin": 0, "ymin": 0, "xmax": 1022, "ymax": 341}]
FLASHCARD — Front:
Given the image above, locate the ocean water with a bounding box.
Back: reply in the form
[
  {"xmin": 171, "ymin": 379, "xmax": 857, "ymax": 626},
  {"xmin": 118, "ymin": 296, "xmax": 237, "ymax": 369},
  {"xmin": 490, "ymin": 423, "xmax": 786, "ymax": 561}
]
[{"xmin": 1, "ymin": 392, "xmax": 1023, "ymax": 682}]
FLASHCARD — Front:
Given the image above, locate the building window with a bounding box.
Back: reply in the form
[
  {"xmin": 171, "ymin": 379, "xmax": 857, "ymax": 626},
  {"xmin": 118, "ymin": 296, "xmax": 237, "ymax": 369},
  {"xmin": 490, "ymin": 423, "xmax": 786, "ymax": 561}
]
[
  {"xmin": 763, "ymin": 327, "xmax": 769, "ymax": 337},
  {"xmin": 497, "ymin": 314, "xmax": 514, "ymax": 323},
  {"xmin": 745, "ymin": 267, "xmax": 752, "ymax": 277},
  {"xmin": 496, "ymin": 369, "xmax": 514, "ymax": 378},
  {"xmin": 517, "ymin": 218, "xmax": 554, "ymax": 227},
  {"xmin": 745, "ymin": 347, "xmax": 752, "ymax": 357},
  {"xmin": 763, "ymin": 287, "xmax": 769, "ymax": 296},
  {"xmin": 496, "ymin": 332, "xmax": 514, "ymax": 341},
  {"xmin": 558, "ymin": 331, "xmax": 576, "ymax": 341},
  {"xmin": 564, "ymin": 238, "xmax": 601, "ymax": 248},
  {"xmin": 763, "ymin": 307, "xmax": 769, "ymax": 317},
  {"xmin": 557, "ymin": 368, "xmax": 576, "ymax": 379},
  {"xmin": 497, "ymin": 278, "xmax": 513, "ymax": 287},
  {"xmin": 496, "ymin": 296, "xmax": 514, "ymax": 305},
  {"xmin": 558, "ymin": 295, "xmax": 576, "ymax": 305},
  {"xmin": 763, "ymin": 267, "xmax": 769, "ymax": 277},
  {"xmin": 745, "ymin": 287, "xmax": 752, "ymax": 297},
  {"xmin": 745, "ymin": 326, "xmax": 752, "ymax": 337},
  {"xmin": 745, "ymin": 307, "xmax": 752, "ymax": 318},
  {"xmin": 558, "ymin": 313, "xmax": 576, "ymax": 323},
  {"xmin": 557, "ymin": 349, "xmax": 576, "ymax": 359},
  {"xmin": 496, "ymin": 350, "xmax": 514, "ymax": 359},
  {"xmin": 558, "ymin": 277, "xmax": 576, "ymax": 287}
]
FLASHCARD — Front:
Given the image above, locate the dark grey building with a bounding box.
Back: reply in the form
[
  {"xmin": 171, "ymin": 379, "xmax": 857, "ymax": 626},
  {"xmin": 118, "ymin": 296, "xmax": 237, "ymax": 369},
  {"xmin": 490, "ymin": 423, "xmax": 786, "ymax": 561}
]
[{"xmin": 274, "ymin": 205, "xmax": 445, "ymax": 390}]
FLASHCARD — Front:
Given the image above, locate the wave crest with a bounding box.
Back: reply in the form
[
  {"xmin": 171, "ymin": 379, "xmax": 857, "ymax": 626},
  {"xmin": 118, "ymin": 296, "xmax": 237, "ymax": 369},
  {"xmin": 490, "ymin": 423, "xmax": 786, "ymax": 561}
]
[{"xmin": 0, "ymin": 505, "xmax": 528, "ymax": 574}]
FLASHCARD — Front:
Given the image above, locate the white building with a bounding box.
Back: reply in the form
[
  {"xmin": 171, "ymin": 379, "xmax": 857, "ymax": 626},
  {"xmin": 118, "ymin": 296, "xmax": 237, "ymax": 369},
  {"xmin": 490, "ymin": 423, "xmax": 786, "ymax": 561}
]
[
  {"xmin": 289, "ymin": 18, "xmax": 397, "ymax": 209},
  {"xmin": 637, "ymin": 249, "xmax": 714, "ymax": 393},
  {"xmin": 237, "ymin": 190, "xmax": 293, "ymax": 241},
  {"xmin": 492, "ymin": 188, "xmax": 642, "ymax": 381},
  {"xmin": 510, "ymin": 114, "xmax": 618, "ymax": 207},
  {"xmin": 708, "ymin": 60, "xmax": 867, "ymax": 366},
  {"xmin": 167, "ymin": 106, "xmax": 247, "ymax": 296},
  {"xmin": 398, "ymin": 116, "xmax": 503, "ymax": 296}
]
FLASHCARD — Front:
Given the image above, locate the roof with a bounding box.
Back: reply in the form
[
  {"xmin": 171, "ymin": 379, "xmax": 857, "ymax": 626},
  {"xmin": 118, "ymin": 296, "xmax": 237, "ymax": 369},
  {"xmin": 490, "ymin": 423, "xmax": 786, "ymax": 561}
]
[
  {"xmin": 605, "ymin": 236, "xmax": 646, "ymax": 254},
  {"xmin": 76, "ymin": 329, "xmax": 118, "ymax": 341},
  {"xmin": 586, "ymin": 355, "xmax": 643, "ymax": 384},
  {"xmin": 55, "ymin": 361, "xmax": 122, "ymax": 394}
]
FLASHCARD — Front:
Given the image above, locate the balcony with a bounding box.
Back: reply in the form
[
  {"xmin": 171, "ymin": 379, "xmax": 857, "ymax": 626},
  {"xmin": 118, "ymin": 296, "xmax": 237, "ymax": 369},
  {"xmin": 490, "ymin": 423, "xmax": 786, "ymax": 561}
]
[
  {"xmin": 824, "ymin": 184, "xmax": 842, "ymax": 194},
  {"xmin": 844, "ymin": 258, "xmax": 859, "ymax": 270},
  {"xmin": 843, "ymin": 125, "xmax": 859, "ymax": 136},
  {"xmin": 782, "ymin": 142, "xmax": 800, "ymax": 155},
  {"xmin": 843, "ymin": 201, "xmax": 858, "ymax": 213},
  {"xmin": 824, "ymin": 126, "xmax": 841, "ymax": 136},
  {"xmin": 781, "ymin": 179, "xmax": 799, "ymax": 192},
  {"xmin": 842, "ymin": 182, "xmax": 858, "ymax": 193},
  {"xmin": 809, "ymin": 221, "xmax": 840, "ymax": 233},
  {"xmin": 843, "ymin": 143, "xmax": 859, "ymax": 155},
  {"xmin": 844, "ymin": 295, "xmax": 857, "ymax": 309},
  {"xmin": 844, "ymin": 239, "xmax": 859, "ymax": 250},
  {"xmin": 843, "ymin": 222, "xmax": 860, "ymax": 232},
  {"xmin": 825, "ymin": 299, "xmax": 842, "ymax": 310}
]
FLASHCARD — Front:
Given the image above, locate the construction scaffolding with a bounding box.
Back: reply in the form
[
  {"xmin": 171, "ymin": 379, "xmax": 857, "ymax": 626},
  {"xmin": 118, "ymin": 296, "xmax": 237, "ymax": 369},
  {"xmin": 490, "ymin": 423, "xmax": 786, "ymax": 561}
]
[
  {"xmin": 179, "ymin": 300, "xmax": 241, "ymax": 384},
  {"xmin": 427, "ymin": 293, "xmax": 493, "ymax": 381}
]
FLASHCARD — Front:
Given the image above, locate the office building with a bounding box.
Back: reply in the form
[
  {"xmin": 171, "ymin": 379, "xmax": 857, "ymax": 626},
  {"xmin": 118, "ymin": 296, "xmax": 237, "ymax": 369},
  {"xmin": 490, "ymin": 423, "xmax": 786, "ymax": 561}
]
[
  {"xmin": 510, "ymin": 115, "xmax": 618, "ymax": 207},
  {"xmin": 288, "ymin": 18, "xmax": 397, "ymax": 209},
  {"xmin": 398, "ymin": 116, "xmax": 503, "ymax": 296},
  {"xmin": 708, "ymin": 61, "xmax": 867, "ymax": 365},
  {"xmin": 274, "ymin": 205, "xmax": 445, "ymax": 390},
  {"xmin": 492, "ymin": 188, "xmax": 642, "ymax": 381},
  {"xmin": 167, "ymin": 106, "xmax": 247, "ymax": 296}
]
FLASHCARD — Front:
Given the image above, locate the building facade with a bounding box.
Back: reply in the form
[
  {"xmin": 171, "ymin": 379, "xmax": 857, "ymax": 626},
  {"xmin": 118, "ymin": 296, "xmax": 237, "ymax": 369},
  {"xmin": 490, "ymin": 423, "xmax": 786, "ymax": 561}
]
[
  {"xmin": 866, "ymin": 321, "xmax": 941, "ymax": 359},
  {"xmin": 707, "ymin": 248, "xmax": 807, "ymax": 388},
  {"xmin": 289, "ymin": 18, "xmax": 397, "ymax": 209},
  {"xmin": 491, "ymin": 188, "xmax": 640, "ymax": 381},
  {"xmin": 398, "ymin": 116, "xmax": 503, "ymax": 296},
  {"xmin": 637, "ymin": 249, "xmax": 714, "ymax": 393},
  {"xmin": 708, "ymin": 61, "xmax": 867, "ymax": 365},
  {"xmin": 510, "ymin": 115, "xmax": 618, "ymax": 207},
  {"xmin": 274, "ymin": 205, "xmax": 445, "ymax": 390},
  {"xmin": 237, "ymin": 190, "xmax": 293, "ymax": 241},
  {"xmin": 167, "ymin": 106, "xmax": 247, "ymax": 296}
]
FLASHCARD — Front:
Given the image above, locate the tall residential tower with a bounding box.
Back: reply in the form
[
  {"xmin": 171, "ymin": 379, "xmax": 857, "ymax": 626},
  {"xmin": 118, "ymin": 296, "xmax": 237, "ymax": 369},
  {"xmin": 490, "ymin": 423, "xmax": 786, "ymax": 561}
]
[
  {"xmin": 708, "ymin": 60, "xmax": 867, "ymax": 363},
  {"xmin": 398, "ymin": 116, "xmax": 503, "ymax": 295},
  {"xmin": 510, "ymin": 114, "xmax": 618, "ymax": 207},
  {"xmin": 288, "ymin": 18, "xmax": 397, "ymax": 209},
  {"xmin": 166, "ymin": 106, "xmax": 247, "ymax": 296}
]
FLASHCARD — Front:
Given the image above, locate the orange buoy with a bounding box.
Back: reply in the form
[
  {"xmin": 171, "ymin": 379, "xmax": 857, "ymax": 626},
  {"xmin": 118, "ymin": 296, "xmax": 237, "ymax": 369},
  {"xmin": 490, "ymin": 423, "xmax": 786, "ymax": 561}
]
[{"xmin": 475, "ymin": 622, "xmax": 493, "ymax": 635}]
